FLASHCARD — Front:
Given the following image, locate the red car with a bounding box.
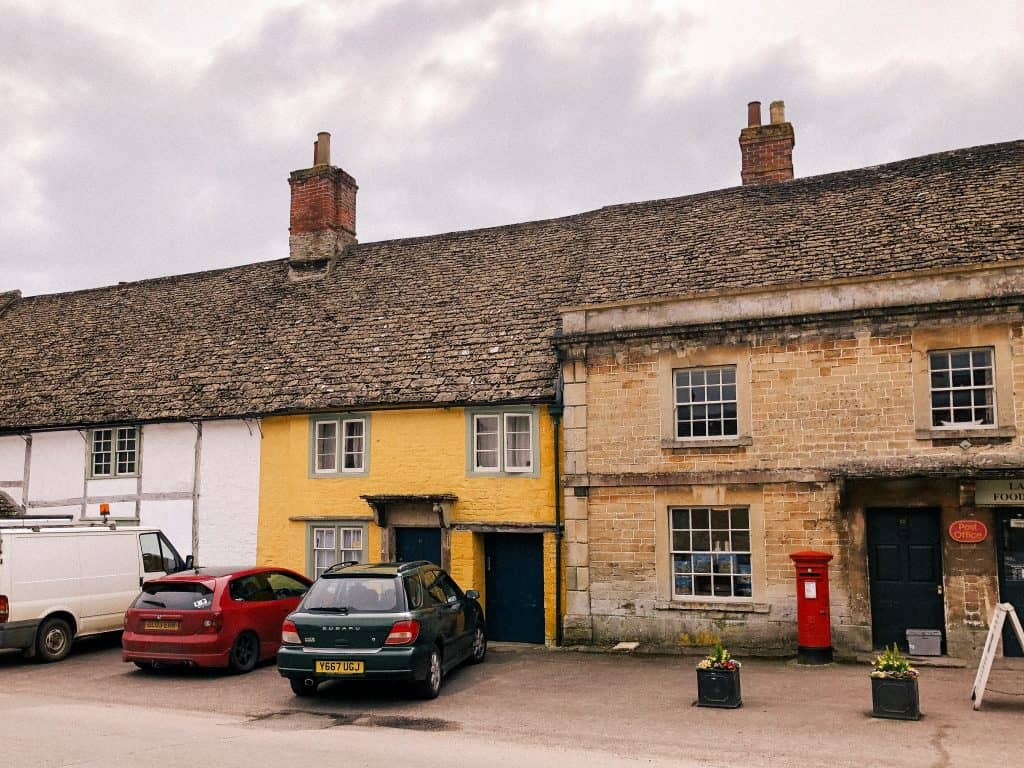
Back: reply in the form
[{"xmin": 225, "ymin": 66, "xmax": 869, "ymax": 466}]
[{"xmin": 122, "ymin": 566, "xmax": 311, "ymax": 673}]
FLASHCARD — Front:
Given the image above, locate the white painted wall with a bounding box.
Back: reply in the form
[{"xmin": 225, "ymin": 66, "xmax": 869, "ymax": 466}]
[
  {"xmin": 142, "ymin": 423, "xmax": 195, "ymax": 494},
  {"xmin": 0, "ymin": 436, "xmax": 25, "ymax": 484},
  {"xmin": 0, "ymin": 419, "xmax": 262, "ymax": 565},
  {"xmin": 29, "ymin": 431, "xmax": 85, "ymax": 500},
  {"xmin": 198, "ymin": 420, "xmax": 260, "ymax": 566}
]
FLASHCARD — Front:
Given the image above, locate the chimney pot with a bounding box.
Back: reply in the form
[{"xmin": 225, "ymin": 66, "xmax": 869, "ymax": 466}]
[
  {"xmin": 747, "ymin": 101, "xmax": 762, "ymax": 127},
  {"xmin": 314, "ymin": 131, "xmax": 331, "ymax": 166},
  {"xmin": 769, "ymin": 100, "xmax": 785, "ymax": 124}
]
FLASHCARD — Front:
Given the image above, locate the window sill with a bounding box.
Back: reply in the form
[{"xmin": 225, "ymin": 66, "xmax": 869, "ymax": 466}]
[
  {"xmin": 655, "ymin": 600, "xmax": 769, "ymax": 614},
  {"xmin": 914, "ymin": 426, "xmax": 1016, "ymax": 441},
  {"xmin": 661, "ymin": 436, "xmax": 752, "ymax": 451}
]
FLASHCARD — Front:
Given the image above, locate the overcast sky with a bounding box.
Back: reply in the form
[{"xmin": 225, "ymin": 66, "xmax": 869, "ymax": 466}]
[{"xmin": 2, "ymin": 0, "xmax": 1021, "ymax": 296}]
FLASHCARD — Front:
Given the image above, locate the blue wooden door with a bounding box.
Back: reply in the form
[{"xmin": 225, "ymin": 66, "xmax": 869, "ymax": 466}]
[
  {"xmin": 395, "ymin": 527, "xmax": 441, "ymax": 566},
  {"xmin": 867, "ymin": 508, "xmax": 945, "ymax": 651},
  {"xmin": 997, "ymin": 509, "xmax": 1024, "ymax": 657},
  {"xmin": 484, "ymin": 533, "xmax": 544, "ymax": 643}
]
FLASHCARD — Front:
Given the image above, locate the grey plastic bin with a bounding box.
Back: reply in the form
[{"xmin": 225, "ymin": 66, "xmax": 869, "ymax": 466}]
[{"xmin": 906, "ymin": 629, "xmax": 942, "ymax": 656}]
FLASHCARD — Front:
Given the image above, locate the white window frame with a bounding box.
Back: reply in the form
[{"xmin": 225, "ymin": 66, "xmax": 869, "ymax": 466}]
[
  {"xmin": 314, "ymin": 420, "xmax": 338, "ymax": 474},
  {"xmin": 928, "ymin": 347, "xmax": 996, "ymax": 430},
  {"xmin": 473, "ymin": 414, "xmax": 501, "ymax": 472},
  {"xmin": 673, "ymin": 365, "xmax": 739, "ymax": 441},
  {"xmin": 669, "ymin": 506, "xmax": 752, "ymax": 602},
  {"xmin": 89, "ymin": 426, "xmax": 139, "ymax": 478},
  {"xmin": 341, "ymin": 418, "xmax": 365, "ymax": 473},
  {"xmin": 503, "ymin": 412, "xmax": 533, "ymax": 473},
  {"xmin": 470, "ymin": 410, "xmax": 535, "ymax": 474}
]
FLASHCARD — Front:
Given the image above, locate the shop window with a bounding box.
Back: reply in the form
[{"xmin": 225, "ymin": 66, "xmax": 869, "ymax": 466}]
[{"xmin": 669, "ymin": 507, "xmax": 752, "ymax": 599}]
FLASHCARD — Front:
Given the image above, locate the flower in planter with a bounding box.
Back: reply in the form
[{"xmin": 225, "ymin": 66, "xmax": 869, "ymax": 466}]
[
  {"xmin": 870, "ymin": 644, "xmax": 919, "ymax": 679},
  {"xmin": 696, "ymin": 642, "xmax": 741, "ymax": 671}
]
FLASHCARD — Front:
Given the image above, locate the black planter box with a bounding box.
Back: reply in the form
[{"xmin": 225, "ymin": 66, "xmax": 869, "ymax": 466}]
[
  {"xmin": 696, "ymin": 668, "xmax": 742, "ymax": 708},
  {"xmin": 871, "ymin": 676, "xmax": 920, "ymax": 720}
]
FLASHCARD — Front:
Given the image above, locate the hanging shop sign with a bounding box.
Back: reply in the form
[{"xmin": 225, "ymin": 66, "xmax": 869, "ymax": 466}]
[
  {"xmin": 948, "ymin": 519, "xmax": 988, "ymax": 543},
  {"xmin": 974, "ymin": 479, "xmax": 1024, "ymax": 506}
]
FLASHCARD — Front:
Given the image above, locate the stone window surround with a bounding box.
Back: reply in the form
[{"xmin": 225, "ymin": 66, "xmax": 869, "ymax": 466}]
[
  {"xmin": 658, "ymin": 346, "xmax": 752, "ymax": 450},
  {"xmin": 912, "ymin": 326, "xmax": 1016, "ymax": 440},
  {"xmin": 654, "ymin": 485, "xmax": 767, "ymax": 609},
  {"xmin": 307, "ymin": 413, "xmax": 371, "ymax": 478}
]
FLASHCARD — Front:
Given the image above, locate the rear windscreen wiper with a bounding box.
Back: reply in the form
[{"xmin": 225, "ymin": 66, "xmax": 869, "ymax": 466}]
[{"xmin": 306, "ymin": 606, "xmax": 350, "ymax": 614}]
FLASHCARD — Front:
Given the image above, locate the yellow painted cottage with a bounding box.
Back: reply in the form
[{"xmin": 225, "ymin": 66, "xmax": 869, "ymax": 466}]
[{"xmin": 254, "ymin": 134, "xmax": 577, "ymax": 644}]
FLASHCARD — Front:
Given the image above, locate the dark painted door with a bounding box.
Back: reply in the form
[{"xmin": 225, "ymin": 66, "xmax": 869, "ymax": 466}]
[
  {"xmin": 395, "ymin": 527, "xmax": 441, "ymax": 566},
  {"xmin": 867, "ymin": 508, "xmax": 945, "ymax": 651},
  {"xmin": 997, "ymin": 509, "xmax": 1024, "ymax": 657},
  {"xmin": 484, "ymin": 533, "xmax": 544, "ymax": 643}
]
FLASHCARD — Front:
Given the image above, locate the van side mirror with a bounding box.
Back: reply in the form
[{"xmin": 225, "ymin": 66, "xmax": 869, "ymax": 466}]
[
  {"xmin": 183, "ymin": 555, "xmax": 194, "ymax": 570},
  {"xmin": 465, "ymin": 589, "xmax": 480, "ymax": 600}
]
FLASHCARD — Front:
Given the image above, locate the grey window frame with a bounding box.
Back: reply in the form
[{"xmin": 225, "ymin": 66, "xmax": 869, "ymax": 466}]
[
  {"xmin": 308, "ymin": 413, "xmax": 371, "ymax": 478},
  {"xmin": 673, "ymin": 366, "xmax": 739, "ymax": 440},
  {"xmin": 306, "ymin": 521, "xmax": 369, "ymax": 579},
  {"xmin": 927, "ymin": 347, "xmax": 997, "ymax": 430},
  {"xmin": 669, "ymin": 506, "xmax": 753, "ymax": 602},
  {"xmin": 465, "ymin": 406, "xmax": 540, "ymax": 477}
]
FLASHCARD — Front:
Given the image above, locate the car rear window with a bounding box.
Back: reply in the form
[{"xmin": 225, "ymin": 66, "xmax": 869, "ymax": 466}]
[
  {"xmin": 133, "ymin": 582, "xmax": 215, "ymax": 610},
  {"xmin": 303, "ymin": 576, "xmax": 402, "ymax": 613}
]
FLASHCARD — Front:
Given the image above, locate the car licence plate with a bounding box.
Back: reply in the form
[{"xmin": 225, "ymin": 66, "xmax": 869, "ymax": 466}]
[
  {"xmin": 143, "ymin": 620, "xmax": 179, "ymax": 631},
  {"xmin": 315, "ymin": 660, "xmax": 364, "ymax": 675}
]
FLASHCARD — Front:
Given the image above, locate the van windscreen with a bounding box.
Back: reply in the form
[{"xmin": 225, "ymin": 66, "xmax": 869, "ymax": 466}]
[{"xmin": 133, "ymin": 583, "xmax": 214, "ymax": 610}]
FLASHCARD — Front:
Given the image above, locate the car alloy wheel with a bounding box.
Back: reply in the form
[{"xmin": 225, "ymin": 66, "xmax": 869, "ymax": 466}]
[
  {"xmin": 228, "ymin": 632, "xmax": 259, "ymax": 673},
  {"xmin": 416, "ymin": 647, "xmax": 442, "ymax": 699},
  {"xmin": 470, "ymin": 625, "xmax": 487, "ymax": 664}
]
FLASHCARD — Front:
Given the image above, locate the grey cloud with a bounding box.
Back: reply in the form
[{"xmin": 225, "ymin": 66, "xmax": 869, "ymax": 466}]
[{"xmin": 1, "ymin": 2, "xmax": 1021, "ymax": 296}]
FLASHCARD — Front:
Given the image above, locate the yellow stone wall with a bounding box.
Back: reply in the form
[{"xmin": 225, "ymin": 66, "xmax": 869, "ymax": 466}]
[{"xmin": 257, "ymin": 406, "xmax": 560, "ymax": 642}]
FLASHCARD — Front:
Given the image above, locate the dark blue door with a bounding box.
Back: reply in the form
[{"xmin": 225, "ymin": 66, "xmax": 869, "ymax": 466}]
[
  {"xmin": 395, "ymin": 527, "xmax": 441, "ymax": 566},
  {"xmin": 485, "ymin": 533, "xmax": 544, "ymax": 643},
  {"xmin": 997, "ymin": 509, "xmax": 1024, "ymax": 657},
  {"xmin": 867, "ymin": 508, "xmax": 945, "ymax": 651}
]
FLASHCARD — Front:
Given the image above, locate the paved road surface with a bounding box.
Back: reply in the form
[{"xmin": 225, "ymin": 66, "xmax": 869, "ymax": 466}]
[{"xmin": 2, "ymin": 636, "xmax": 1022, "ymax": 767}]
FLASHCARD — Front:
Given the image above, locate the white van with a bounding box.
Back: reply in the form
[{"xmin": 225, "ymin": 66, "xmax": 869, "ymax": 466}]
[{"xmin": 0, "ymin": 522, "xmax": 189, "ymax": 662}]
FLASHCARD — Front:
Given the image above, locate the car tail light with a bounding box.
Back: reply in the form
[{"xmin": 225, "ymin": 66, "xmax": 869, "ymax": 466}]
[
  {"xmin": 0, "ymin": 595, "xmax": 8, "ymax": 623},
  {"xmin": 198, "ymin": 611, "xmax": 223, "ymax": 634},
  {"xmin": 385, "ymin": 620, "xmax": 420, "ymax": 646},
  {"xmin": 281, "ymin": 620, "xmax": 302, "ymax": 646}
]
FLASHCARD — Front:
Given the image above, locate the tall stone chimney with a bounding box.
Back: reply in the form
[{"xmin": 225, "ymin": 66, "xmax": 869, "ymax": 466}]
[
  {"xmin": 288, "ymin": 132, "xmax": 357, "ymax": 277},
  {"xmin": 739, "ymin": 100, "xmax": 795, "ymax": 186}
]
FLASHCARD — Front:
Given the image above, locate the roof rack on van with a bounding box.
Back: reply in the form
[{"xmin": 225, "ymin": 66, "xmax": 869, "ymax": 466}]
[{"xmin": 0, "ymin": 516, "xmax": 119, "ymax": 531}]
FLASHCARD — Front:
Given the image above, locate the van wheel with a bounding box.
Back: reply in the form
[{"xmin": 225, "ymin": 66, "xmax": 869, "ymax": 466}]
[
  {"xmin": 414, "ymin": 647, "xmax": 443, "ymax": 699},
  {"xmin": 228, "ymin": 632, "xmax": 259, "ymax": 674},
  {"xmin": 35, "ymin": 617, "xmax": 73, "ymax": 663}
]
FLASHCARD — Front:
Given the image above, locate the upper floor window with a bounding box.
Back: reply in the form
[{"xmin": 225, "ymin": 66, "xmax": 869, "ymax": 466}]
[
  {"xmin": 470, "ymin": 410, "xmax": 536, "ymax": 474},
  {"xmin": 90, "ymin": 426, "xmax": 139, "ymax": 477},
  {"xmin": 674, "ymin": 366, "xmax": 738, "ymax": 439},
  {"xmin": 310, "ymin": 415, "xmax": 369, "ymax": 476},
  {"xmin": 929, "ymin": 348, "xmax": 995, "ymax": 429}
]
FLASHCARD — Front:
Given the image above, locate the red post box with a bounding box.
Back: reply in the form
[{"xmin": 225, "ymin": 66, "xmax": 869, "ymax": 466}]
[{"xmin": 790, "ymin": 550, "xmax": 834, "ymax": 664}]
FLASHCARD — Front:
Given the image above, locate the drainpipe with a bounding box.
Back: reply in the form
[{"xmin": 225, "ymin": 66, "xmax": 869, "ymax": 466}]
[{"xmin": 550, "ymin": 402, "xmax": 564, "ymax": 647}]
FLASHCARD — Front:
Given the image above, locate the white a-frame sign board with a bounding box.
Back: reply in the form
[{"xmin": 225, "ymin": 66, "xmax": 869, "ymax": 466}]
[{"xmin": 972, "ymin": 602, "xmax": 1024, "ymax": 710}]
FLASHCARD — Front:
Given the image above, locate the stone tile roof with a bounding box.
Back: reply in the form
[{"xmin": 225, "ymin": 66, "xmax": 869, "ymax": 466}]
[
  {"xmin": 0, "ymin": 140, "xmax": 1020, "ymax": 430},
  {"xmin": 576, "ymin": 140, "xmax": 1024, "ymax": 304},
  {"xmin": 0, "ymin": 217, "xmax": 585, "ymax": 430}
]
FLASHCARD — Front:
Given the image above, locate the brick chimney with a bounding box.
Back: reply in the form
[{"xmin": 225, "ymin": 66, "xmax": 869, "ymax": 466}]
[
  {"xmin": 739, "ymin": 100, "xmax": 795, "ymax": 186},
  {"xmin": 288, "ymin": 132, "xmax": 357, "ymax": 276}
]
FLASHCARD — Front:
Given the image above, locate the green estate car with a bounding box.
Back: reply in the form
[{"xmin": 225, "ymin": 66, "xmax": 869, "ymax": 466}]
[{"xmin": 277, "ymin": 561, "xmax": 486, "ymax": 698}]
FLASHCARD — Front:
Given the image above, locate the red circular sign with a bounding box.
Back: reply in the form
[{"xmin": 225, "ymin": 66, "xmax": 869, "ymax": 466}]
[{"xmin": 948, "ymin": 519, "xmax": 988, "ymax": 543}]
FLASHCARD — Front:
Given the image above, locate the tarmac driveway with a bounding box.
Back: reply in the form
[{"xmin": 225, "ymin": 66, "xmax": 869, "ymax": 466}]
[{"xmin": 2, "ymin": 634, "xmax": 1023, "ymax": 767}]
